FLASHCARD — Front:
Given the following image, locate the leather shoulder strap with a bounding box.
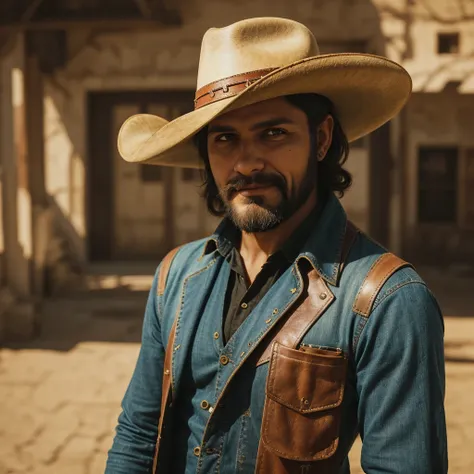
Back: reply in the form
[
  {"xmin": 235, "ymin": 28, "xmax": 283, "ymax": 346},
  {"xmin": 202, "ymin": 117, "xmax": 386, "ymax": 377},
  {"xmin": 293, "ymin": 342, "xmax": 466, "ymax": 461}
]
[
  {"xmin": 153, "ymin": 246, "xmax": 182, "ymax": 472},
  {"xmin": 353, "ymin": 253, "xmax": 411, "ymax": 317},
  {"xmin": 157, "ymin": 246, "xmax": 182, "ymax": 296},
  {"xmin": 255, "ymin": 220, "xmax": 359, "ymax": 366}
]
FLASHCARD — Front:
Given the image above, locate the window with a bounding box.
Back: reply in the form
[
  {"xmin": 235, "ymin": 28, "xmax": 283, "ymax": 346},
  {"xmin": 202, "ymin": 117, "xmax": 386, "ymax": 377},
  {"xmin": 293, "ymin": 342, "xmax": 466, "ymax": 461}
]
[
  {"xmin": 140, "ymin": 164, "xmax": 163, "ymax": 182},
  {"xmin": 418, "ymin": 147, "xmax": 458, "ymax": 223},
  {"xmin": 182, "ymin": 168, "xmax": 201, "ymax": 182},
  {"xmin": 437, "ymin": 32, "xmax": 460, "ymax": 54}
]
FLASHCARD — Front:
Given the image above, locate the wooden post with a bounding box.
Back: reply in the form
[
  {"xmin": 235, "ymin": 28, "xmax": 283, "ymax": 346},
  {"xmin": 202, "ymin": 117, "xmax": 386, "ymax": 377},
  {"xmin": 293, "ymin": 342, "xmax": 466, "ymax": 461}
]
[
  {"xmin": 0, "ymin": 33, "xmax": 37, "ymax": 339},
  {"xmin": 369, "ymin": 122, "xmax": 392, "ymax": 248}
]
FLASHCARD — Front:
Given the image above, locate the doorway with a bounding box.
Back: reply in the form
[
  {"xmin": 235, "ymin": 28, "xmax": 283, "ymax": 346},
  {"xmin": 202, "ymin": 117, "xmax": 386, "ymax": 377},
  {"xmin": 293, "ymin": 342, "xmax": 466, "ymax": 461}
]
[{"xmin": 87, "ymin": 91, "xmax": 217, "ymax": 261}]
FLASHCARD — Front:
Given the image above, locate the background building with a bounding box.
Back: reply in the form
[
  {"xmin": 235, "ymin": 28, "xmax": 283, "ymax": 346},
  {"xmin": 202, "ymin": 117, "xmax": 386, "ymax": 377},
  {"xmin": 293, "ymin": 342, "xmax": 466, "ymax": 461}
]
[{"xmin": 1, "ymin": 0, "xmax": 473, "ymax": 340}]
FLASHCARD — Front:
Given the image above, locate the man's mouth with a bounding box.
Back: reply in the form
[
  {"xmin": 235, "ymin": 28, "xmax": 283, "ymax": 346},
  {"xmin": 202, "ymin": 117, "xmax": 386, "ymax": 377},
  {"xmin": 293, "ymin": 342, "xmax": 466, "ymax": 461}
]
[{"xmin": 235, "ymin": 184, "xmax": 274, "ymax": 196}]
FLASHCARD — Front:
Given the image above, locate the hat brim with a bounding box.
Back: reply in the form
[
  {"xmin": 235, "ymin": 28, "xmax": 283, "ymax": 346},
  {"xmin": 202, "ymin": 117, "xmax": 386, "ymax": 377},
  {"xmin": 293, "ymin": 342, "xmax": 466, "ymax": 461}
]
[{"xmin": 118, "ymin": 53, "xmax": 412, "ymax": 168}]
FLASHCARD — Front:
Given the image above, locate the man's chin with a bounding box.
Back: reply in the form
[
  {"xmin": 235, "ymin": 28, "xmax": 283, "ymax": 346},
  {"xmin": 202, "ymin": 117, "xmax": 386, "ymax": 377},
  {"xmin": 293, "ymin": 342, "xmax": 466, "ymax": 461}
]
[{"xmin": 226, "ymin": 204, "xmax": 284, "ymax": 233}]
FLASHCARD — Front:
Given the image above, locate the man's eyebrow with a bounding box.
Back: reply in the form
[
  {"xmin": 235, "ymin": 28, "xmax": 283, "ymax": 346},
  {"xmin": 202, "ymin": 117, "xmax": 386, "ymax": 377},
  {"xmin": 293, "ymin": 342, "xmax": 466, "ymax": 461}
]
[
  {"xmin": 207, "ymin": 124, "xmax": 236, "ymax": 134},
  {"xmin": 207, "ymin": 117, "xmax": 295, "ymax": 134},
  {"xmin": 249, "ymin": 117, "xmax": 295, "ymax": 131}
]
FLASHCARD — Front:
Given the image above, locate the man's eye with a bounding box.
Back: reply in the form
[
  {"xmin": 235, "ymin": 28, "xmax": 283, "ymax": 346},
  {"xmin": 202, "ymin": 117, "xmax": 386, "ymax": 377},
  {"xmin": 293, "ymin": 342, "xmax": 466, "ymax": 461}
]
[
  {"xmin": 215, "ymin": 134, "xmax": 234, "ymax": 142},
  {"xmin": 265, "ymin": 128, "xmax": 286, "ymax": 138}
]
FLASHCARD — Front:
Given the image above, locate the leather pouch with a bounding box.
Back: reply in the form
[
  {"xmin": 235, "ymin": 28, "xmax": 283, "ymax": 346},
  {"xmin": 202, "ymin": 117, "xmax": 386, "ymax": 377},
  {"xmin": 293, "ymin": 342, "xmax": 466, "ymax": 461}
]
[{"xmin": 260, "ymin": 342, "xmax": 348, "ymax": 462}]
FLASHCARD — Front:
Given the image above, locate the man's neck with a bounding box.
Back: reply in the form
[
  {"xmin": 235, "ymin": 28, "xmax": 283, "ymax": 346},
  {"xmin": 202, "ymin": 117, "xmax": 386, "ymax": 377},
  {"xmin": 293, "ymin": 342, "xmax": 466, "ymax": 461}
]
[{"xmin": 239, "ymin": 190, "xmax": 318, "ymax": 281}]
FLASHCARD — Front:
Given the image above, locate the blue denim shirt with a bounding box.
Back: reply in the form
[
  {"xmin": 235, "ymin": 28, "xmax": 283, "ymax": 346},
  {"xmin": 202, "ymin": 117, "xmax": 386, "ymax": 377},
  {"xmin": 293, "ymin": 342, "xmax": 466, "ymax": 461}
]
[{"xmin": 106, "ymin": 194, "xmax": 447, "ymax": 473}]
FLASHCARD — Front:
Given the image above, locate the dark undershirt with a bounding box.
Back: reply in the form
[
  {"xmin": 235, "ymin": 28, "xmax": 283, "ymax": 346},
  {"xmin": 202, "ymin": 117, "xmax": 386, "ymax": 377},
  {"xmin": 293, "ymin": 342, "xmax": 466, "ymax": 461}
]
[{"xmin": 221, "ymin": 203, "xmax": 323, "ymax": 343}]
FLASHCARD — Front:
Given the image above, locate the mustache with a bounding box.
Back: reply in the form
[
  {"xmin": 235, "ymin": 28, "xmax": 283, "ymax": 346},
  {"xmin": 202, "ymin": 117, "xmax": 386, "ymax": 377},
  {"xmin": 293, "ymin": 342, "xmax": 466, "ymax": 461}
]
[{"xmin": 222, "ymin": 172, "xmax": 287, "ymax": 200}]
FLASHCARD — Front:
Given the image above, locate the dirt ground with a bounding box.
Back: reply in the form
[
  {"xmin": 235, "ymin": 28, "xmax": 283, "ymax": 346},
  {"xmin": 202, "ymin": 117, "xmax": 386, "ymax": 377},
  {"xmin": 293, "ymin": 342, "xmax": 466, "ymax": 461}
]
[{"xmin": 0, "ymin": 266, "xmax": 473, "ymax": 473}]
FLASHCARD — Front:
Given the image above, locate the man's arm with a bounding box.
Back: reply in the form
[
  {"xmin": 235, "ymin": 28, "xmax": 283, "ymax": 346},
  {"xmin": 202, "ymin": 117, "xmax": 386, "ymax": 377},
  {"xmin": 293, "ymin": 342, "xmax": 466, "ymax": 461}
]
[
  {"xmin": 105, "ymin": 268, "xmax": 165, "ymax": 474},
  {"xmin": 355, "ymin": 281, "xmax": 448, "ymax": 473}
]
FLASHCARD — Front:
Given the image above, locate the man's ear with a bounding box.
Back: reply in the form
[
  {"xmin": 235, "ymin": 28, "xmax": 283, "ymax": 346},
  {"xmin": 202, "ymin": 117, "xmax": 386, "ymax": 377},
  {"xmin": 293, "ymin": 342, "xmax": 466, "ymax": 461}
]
[{"xmin": 316, "ymin": 115, "xmax": 334, "ymax": 161}]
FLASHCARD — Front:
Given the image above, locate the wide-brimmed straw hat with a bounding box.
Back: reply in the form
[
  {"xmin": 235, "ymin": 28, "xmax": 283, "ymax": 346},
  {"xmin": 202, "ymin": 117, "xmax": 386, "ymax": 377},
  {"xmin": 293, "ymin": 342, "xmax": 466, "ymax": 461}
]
[{"xmin": 118, "ymin": 17, "xmax": 412, "ymax": 168}]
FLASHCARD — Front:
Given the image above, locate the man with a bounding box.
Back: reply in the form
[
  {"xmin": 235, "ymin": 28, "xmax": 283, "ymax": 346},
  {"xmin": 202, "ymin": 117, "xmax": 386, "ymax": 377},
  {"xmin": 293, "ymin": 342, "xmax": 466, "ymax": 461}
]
[{"xmin": 106, "ymin": 17, "xmax": 447, "ymax": 474}]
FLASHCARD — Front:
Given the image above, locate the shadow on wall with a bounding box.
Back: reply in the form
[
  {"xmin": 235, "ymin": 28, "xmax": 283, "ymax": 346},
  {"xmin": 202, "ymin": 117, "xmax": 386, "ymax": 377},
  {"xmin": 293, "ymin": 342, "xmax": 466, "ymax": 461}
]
[{"xmin": 381, "ymin": 0, "xmax": 474, "ymax": 88}]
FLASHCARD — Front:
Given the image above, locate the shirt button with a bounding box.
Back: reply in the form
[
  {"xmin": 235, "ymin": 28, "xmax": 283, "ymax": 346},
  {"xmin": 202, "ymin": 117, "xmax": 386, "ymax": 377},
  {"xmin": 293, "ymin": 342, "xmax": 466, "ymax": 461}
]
[
  {"xmin": 193, "ymin": 446, "xmax": 201, "ymax": 456},
  {"xmin": 200, "ymin": 400, "xmax": 210, "ymax": 410},
  {"xmin": 241, "ymin": 302, "xmax": 248, "ymax": 309},
  {"xmin": 319, "ymin": 292, "xmax": 328, "ymax": 300},
  {"xmin": 213, "ymin": 332, "xmax": 219, "ymax": 339},
  {"xmin": 220, "ymin": 355, "xmax": 230, "ymax": 366}
]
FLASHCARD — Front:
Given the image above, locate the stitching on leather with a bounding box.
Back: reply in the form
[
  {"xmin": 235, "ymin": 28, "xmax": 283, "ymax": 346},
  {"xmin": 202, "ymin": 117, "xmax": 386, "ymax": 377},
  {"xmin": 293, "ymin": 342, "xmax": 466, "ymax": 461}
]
[
  {"xmin": 353, "ymin": 255, "xmax": 406, "ymax": 317},
  {"xmin": 267, "ymin": 352, "xmax": 346, "ymax": 412},
  {"xmin": 255, "ymin": 273, "xmax": 333, "ymax": 367},
  {"xmin": 263, "ymin": 344, "xmax": 341, "ymax": 460},
  {"xmin": 195, "ymin": 68, "xmax": 276, "ymax": 99},
  {"xmin": 268, "ymin": 383, "xmax": 345, "ymax": 413},
  {"xmin": 352, "ymin": 254, "xmax": 383, "ymax": 315},
  {"xmin": 361, "ymin": 261, "xmax": 402, "ymax": 315},
  {"xmin": 263, "ymin": 399, "xmax": 339, "ymax": 461}
]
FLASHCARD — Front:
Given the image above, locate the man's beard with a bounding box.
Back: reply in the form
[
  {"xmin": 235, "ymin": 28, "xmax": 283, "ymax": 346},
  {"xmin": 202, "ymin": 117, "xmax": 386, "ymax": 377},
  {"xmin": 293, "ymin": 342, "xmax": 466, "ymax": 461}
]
[{"xmin": 219, "ymin": 158, "xmax": 317, "ymax": 233}]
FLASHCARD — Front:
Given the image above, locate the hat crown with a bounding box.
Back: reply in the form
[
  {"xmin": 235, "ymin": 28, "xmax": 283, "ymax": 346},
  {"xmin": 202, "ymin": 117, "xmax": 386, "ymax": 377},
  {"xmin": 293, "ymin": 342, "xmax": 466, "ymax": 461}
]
[{"xmin": 196, "ymin": 17, "xmax": 320, "ymax": 89}]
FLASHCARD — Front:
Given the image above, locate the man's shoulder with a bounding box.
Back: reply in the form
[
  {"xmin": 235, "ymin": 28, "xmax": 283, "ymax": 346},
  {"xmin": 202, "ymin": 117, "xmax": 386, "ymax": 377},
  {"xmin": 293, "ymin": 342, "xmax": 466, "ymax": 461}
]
[
  {"xmin": 157, "ymin": 236, "xmax": 217, "ymax": 288},
  {"xmin": 163, "ymin": 237, "xmax": 210, "ymax": 262},
  {"xmin": 346, "ymin": 228, "xmax": 429, "ymax": 311}
]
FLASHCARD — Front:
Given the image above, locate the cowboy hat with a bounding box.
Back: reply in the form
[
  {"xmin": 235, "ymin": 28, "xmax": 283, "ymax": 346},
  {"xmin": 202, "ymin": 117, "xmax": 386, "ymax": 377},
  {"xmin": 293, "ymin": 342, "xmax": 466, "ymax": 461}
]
[{"xmin": 118, "ymin": 17, "xmax": 412, "ymax": 168}]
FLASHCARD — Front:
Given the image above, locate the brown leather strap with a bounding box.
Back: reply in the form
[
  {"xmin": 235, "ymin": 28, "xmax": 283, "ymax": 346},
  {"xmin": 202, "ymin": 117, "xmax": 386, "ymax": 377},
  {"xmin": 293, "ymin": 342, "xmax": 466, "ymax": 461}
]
[
  {"xmin": 152, "ymin": 247, "xmax": 182, "ymax": 472},
  {"xmin": 152, "ymin": 314, "xmax": 177, "ymax": 473},
  {"xmin": 157, "ymin": 246, "xmax": 182, "ymax": 296},
  {"xmin": 194, "ymin": 68, "xmax": 277, "ymax": 109},
  {"xmin": 353, "ymin": 253, "xmax": 411, "ymax": 317},
  {"xmin": 255, "ymin": 220, "xmax": 358, "ymax": 366},
  {"xmin": 256, "ymin": 270, "xmax": 334, "ymax": 366}
]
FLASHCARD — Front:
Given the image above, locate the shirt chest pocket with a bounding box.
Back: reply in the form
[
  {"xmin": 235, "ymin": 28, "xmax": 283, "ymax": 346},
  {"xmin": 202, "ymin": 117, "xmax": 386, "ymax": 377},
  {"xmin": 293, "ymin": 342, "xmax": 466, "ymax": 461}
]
[{"xmin": 261, "ymin": 342, "xmax": 348, "ymax": 462}]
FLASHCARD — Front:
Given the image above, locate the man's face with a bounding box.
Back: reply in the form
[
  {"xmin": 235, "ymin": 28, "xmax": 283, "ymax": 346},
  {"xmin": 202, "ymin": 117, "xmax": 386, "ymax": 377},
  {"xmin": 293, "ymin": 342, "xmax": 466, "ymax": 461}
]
[{"xmin": 207, "ymin": 97, "xmax": 317, "ymax": 233}]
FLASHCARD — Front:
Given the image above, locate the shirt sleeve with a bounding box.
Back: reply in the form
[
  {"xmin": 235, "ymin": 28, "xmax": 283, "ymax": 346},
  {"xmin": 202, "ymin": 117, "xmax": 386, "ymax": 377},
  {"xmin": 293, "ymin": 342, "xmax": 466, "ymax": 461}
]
[
  {"xmin": 105, "ymin": 267, "xmax": 165, "ymax": 474},
  {"xmin": 355, "ymin": 281, "xmax": 448, "ymax": 474}
]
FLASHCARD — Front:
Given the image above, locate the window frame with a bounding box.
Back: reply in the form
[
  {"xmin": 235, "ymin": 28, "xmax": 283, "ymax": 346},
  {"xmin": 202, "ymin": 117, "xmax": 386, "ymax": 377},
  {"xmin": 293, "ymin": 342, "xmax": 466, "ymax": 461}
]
[
  {"xmin": 416, "ymin": 145, "xmax": 474, "ymax": 230},
  {"xmin": 437, "ymin": 32, "xmax": 460, "ymax": 55}
]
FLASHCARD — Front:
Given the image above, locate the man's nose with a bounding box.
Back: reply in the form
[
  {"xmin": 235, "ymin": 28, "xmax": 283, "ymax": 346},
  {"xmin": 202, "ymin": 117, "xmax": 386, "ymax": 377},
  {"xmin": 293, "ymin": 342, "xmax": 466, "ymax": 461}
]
[{"xmin": 233, "ymin": 141, "xmax": 264, "ymax": 175}]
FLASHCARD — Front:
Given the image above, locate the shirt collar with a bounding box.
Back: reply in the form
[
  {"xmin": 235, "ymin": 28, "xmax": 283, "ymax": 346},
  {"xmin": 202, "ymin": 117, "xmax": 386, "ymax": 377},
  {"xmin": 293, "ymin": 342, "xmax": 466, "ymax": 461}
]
[{"xmin": 203, "ymin": 193, "xmax": 348, "ymax": 286}]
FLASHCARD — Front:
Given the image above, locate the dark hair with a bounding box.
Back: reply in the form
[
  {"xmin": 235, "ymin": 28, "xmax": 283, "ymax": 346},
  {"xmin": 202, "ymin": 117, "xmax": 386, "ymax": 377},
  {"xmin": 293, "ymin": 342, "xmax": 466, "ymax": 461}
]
[{"xmin": 194, "ymin": 93, "xmax": 352, "ymax": 216}]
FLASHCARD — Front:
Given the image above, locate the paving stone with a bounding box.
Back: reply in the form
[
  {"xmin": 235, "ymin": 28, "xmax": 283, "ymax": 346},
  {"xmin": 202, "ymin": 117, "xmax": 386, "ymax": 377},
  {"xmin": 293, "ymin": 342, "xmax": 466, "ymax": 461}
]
[
  {"xmin": 21, "ymin": 404, "xmax": 81, "ymax": 464},
  {"xmin": 89, "ymin": 451, "xmax": 108, "ymax": 474},
  {"xmin": 53, "ymin": 434, "xmax": 97, "ymax": 470}
]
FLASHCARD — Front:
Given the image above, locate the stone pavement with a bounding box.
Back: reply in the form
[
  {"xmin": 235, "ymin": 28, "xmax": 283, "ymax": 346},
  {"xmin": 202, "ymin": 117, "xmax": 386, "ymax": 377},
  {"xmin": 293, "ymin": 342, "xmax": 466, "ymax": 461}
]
[{"xmin": 0, "ymin": 267, "xmax": 473, "ymax": 474}]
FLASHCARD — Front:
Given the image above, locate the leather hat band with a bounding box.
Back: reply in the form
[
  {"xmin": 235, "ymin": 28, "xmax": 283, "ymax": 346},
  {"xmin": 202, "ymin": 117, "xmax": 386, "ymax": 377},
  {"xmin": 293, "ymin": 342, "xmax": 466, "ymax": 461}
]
[{"xmin": 194, "ymin": 68, "xmax": 277, "ymax": 109}]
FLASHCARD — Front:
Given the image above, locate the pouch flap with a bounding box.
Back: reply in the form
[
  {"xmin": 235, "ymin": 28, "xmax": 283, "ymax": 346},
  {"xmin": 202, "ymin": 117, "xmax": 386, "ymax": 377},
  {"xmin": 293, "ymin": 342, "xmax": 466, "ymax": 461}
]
[{"xmin": 266, "ymin": 342, "xmax": 346, "ymax": 413}]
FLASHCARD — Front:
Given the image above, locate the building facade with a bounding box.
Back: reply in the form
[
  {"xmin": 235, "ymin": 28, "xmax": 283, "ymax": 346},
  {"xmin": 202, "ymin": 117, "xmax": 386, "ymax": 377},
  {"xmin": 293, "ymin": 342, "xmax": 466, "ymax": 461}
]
[{"xmin": 1, "ymin": 0, "xmax": 473, "ymax": 339}]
